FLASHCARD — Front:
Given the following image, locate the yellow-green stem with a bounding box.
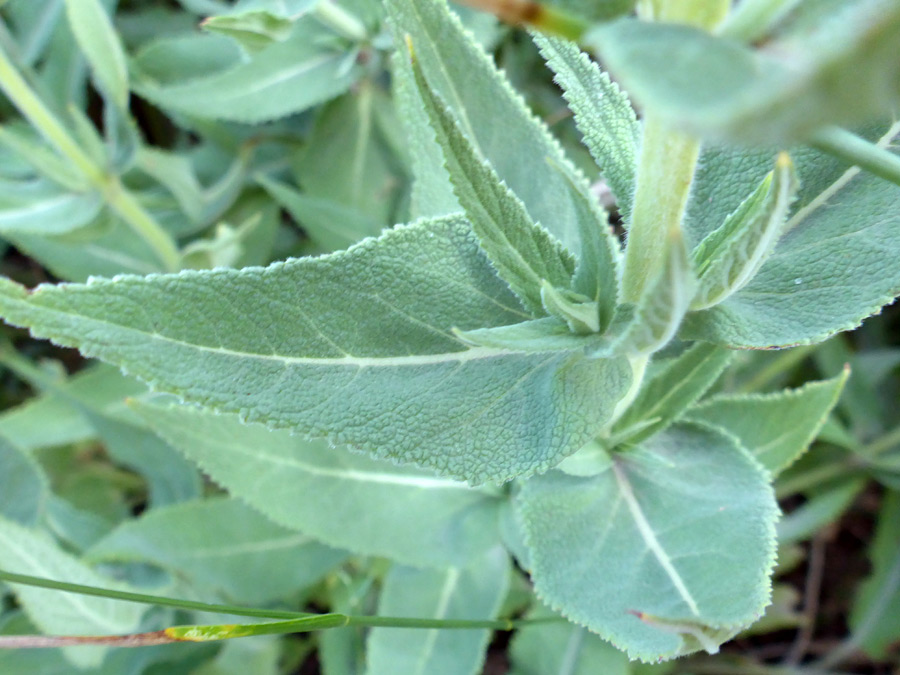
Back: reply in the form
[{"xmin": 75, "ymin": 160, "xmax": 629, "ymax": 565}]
[
  {"xmin": 621, "ymin": 117, "xmax": 699, "ymax": 302},
  {"xmin": 0, "ymin": 44, "xmax": 180, "ymax": 272}
]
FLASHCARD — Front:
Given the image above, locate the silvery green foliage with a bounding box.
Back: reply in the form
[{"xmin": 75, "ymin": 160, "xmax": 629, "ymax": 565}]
[{"xmin": 0, "ymin": 0, "xmax": 898, "ymax": 667}]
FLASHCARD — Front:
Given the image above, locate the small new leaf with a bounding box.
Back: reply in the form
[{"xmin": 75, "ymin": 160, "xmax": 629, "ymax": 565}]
[
  {"xmin": 691, "ymin": 153, "xmax": 798, "ymax": 310},
  {"xmin": 540, "ymin": 282, "xmax": 599, "ymax": 334},
  {"xmin": 611, "ymin": 228, "xmax": 696, "ymax": 356},
  {"xmin": 409, "ymin": 43, "xmax": 575, "ymax": 314}
]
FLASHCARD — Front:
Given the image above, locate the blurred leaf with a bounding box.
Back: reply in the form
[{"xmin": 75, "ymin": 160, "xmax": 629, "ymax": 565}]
[
  {"xmin": 88, "ymin": 497, "xmax": 346, "ymax": 605},
  {"xmin": 0, "ymin": 515, "xmax": 147, "ymax": 668},
  {"xmin": 63, "ymin": 0, "xmax": 129, "ymax": 108},
  {"xmin": 0, "ymin": 434, "xmax": 48, "ymax": 525},
  {"xmin": 130, "ymin": 399, "xmax": 505, "ymax": 568},
  {"xmin": 132, "ymin": 18, "xmax": 361, "ymax": 124},
  {"xmin": 366, "ymin": 548, "xmax": 509, "ymax": 675}
]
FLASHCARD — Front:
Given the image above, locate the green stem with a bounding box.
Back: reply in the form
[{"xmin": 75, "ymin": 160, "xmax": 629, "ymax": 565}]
[
  {"xmin": 810, "ymin": 126, "xmax": 900, "ymax": 189},
  {"xmin": 313, "ymin": 0, "xmax": 368, "ymax": 41},
  {"xmin": 0, "ymin": 569, "xmax": 313, "ymax": 620},
  {"xmin": 862, "ymin": 422, "xmax": 900, "ymax": 457},
  {"xmin": 621, "ymin": 116, "xmax": 700, "ymax": 302},
  {"xmin": 0, "ymin": 44, "xmax": 180, "ymax": 272},
  {"xmin": 718, "ymin": 0, "xmax": 802, "ymax": 41},
  {"xmin": 452, "ymin": 0, "xmax": 588, "ymax": 41},
  {"xmin": 0, "ymin": 569, "xmax": 564, "ymax": 647}
]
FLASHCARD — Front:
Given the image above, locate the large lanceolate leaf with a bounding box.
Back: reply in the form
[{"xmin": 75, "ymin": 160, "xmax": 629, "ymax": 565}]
[
  {"xmin": 130, "ymin": 399, "xmax": 503, "ymax": 568},
  {"xmin": 132, "ymin": 18, "xmax": 360, "ymax": 124},
  {"xmin": 586, "ymin": 0, "xmax": 900, "ymax": 144},
  {"xmin": 87, "ymin": 497, "xmax": 346, "ymax": 605},
  {"xmin": 366, "ymin": 549, "xmax": 509, "ymax": 675},
  {"xmin": 387, "ymin": 0, "xmax": 598, "ymax": 252},
  {"xmin": 0, "ymin": 216, "xmax": 632, "ymax": 484},
  {"xmin": 682, "ymin": 122, "xmax": 900, "ymax": 347},
  {"xmin": 518, "ymin": 424, "xmax": 778, "ymax": 660},
  {"xmin": 532, "ymin": 34, "xmax": 639, "ymax": 222}
]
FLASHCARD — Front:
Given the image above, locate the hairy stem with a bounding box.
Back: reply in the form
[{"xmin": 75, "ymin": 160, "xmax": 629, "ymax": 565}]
[{"xmin": 811, "ymin": 125, "xmax": 900, "ymax": 189}]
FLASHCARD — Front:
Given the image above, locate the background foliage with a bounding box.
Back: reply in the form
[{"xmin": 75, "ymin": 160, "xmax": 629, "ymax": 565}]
[{"xmin": 0, "ymin": 0, "xmax": 898, "ymax": 673}]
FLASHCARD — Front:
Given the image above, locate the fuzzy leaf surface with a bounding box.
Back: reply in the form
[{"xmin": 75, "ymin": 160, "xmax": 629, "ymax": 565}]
[
  {"xmin": 0, "ymin": 216, "xmax": 632, "ymax": 484},
  {"xmin": 685, "ymin": 372, "xmax": 848, "ymax": 475},
  {"xmin": 682, "ymin": 122, "xmax": 900, "ymax": 347},
  {"xmin": 366, "ymin": 549, "xmax": 509, "ymax": 675},
  {"xmin": 612, "ymin": 342, "xmax": 733, "ymax": 445},
  {"xmin": 412, "ymin": 54, "xmax": 574, "ymax": 314},
  {"xmin": 130, "ymin": 399, "xmax": 504, "ymax": 568},
  {"xmin": 533, "ymin": 34, "xmax": 639, "ymax": 222},
  {"xmin": 387, "ymin": 0, "xmax": 598, "ymax": 252},
  {"xmin": 518, "ymin": 423, "xmax": 778, "ymax": 660}
]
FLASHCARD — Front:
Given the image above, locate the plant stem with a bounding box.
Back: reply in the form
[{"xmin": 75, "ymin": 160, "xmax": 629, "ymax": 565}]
[
  {"xmin": 0, "ymin": 569, "xmax": 313, "ymax": 620},
  {"xmin": 861, "ymin": 421, "xmax": 900, "ymax": 457},
  {"xmin": 718, "ymin": 0, "xmax": 802, "ymax": 41},
  {"xmin": 621, "ymin": 116, "xmax": 699, "ymax": 302},
  {"xmin": 811, "ymin": 126, "xmax": 900, "ymax": 189},
  {"xmin": 452, "ymin": 0, "xmax": 588, "ymax": 40},
  {"xmin": 313, "ymin": 0, "xmax": 368, "ymax": 41},
  {"xmin": 0, "ymin": 44, "xmax": 180, "ymax": 272}
]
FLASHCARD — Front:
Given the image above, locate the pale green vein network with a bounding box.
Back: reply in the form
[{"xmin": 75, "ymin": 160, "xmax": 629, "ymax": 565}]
[{"xmin": 612, "ymin": 461, "xmax": 700, "ymax": 617}]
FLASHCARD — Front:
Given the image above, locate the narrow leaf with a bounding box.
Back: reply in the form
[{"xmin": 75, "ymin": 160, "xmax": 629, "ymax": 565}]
[
  {"xmin": 63, "ymin": 0, "xmax": 129, "ymax": 108},
  {"xmin": 685, "ymin": 372, "xmax": 848, "ymax": 475},
  {"xmin": 533, "ymin": 33, "xmax": 639, "ymax": 221},
  {"xmin": 0, "ymin": 435, "xmax": 48, "ymax": 526},
  {"xmin": 612, "ymin": 342, "xmax": 733, "ymax": 445},
  {"xmin": 410, "ymin": 48, "xmax": 574, "ymax": 314},
  {"xmin": 610, "ymin": 229, "xmax": 695, "ymax": 356},
  {"xmin": 690, "ymin": 152, "xmax": 798, "ymax": 310},
  {"xmin": 518, "ymin": 423, "xmax": 778, "ymax": 660},
  {"xmin": 128, "ymin": 399, "xmax": 504, "ymax": 568},
  {"xmin": 387, "ymin": 0, "xmax": 600, "ymax": 252},
  {"xmin": 132, "ymin": 19, "xmax": 360, "ymax": 123}
]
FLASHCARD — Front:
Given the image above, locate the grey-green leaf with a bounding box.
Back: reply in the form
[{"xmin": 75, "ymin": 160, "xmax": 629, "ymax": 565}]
[
  {"xmin": 132, "ymin": 19, "xmax": 360, "ymax": 123},
  {"xmin": 129, "ymin": 398, "xmax": 504, "ymax": 568},
  {"xmin": 411, "ymin": 52, "xmax": 575, "ymax": 314},
  {"xmin": 685, "ymin": 371, "xmax": 848, "ymax": 475},
  {"xmin": 586, "ymin": 3, "xmax": 900, "ymax": 145},
  {"xmin": 690, "ymin": 153, "xmax": 798, "ymax": 310},
  {"xmin": 682, "ymin": 122, "xmax": 900, "ymax": 347},
  {"xmin": 366, "ymin": 549, "xmax": 509, "ymax": 675},
  {"xmin": 64, "ymin": 0, "xmax": 129, "ymax": 108},
  {"xmin": 87, "ymin": 497, "xmax": 346, "ymax": 605},
  {"xmin": 609, "ymin": 230, "xmax": 695, "ymax": 356},
  {"xmin": 612, "ymin": 342, "xmax": 733, "ymax": 446},
  {"xmin": 0, "ymin": 215, "xmax": 632, "ymax": 484},
  {"xmin": 386, "ymin": 0, "xmax": 599, "ymax": 252},
  {"xmin": 0, "ymin": 434, "xmax": 47, "ymax": 526},
  {"xmin": 533, "ymin": 34, "xmax": 639, "ymax": 221},
  {"xmin": 518, "ymin": 423, "xmax": 778, "ymax": 660},
  {"xmin": 509, "ymin": 606, "xmax": 631, "ymax": 675},
  {"xmin": 0, "ymin": 516, "xmax": 146, "ymax": 668}
]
